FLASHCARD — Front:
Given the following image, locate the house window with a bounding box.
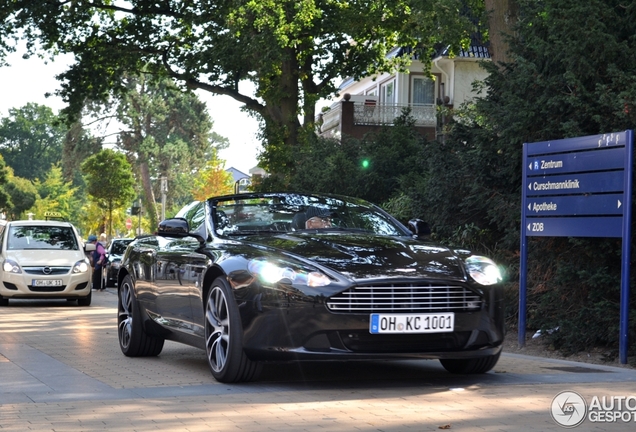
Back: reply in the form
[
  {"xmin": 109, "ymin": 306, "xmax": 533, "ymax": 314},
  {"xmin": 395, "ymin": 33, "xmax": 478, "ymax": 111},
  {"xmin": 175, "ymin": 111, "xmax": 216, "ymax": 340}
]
[
  {"xmin": 412, "ymin": 77, "xmax": 435, "ymax": 105},
  {"xmin": 380, "ymin": 79, "xmax": 395, "ymax": 105}
]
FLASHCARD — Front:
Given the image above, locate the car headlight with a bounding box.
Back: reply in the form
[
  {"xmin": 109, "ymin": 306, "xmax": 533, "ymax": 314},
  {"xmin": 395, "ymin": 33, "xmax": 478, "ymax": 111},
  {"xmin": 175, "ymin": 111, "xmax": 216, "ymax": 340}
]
[
  {"xmin": 248, "ymin": 258, "xmax": 331, "ymax": 287},
  {"xmin": 465, "ymin": 255, "xmax": 502, "ymax": 286},
  {"xmin": 73, "ymin": 259, "xmax": 91, "ymax": 273},
  {"xmin": 3, "ymin": 259, "xmax": 22, "ymax": 274}
]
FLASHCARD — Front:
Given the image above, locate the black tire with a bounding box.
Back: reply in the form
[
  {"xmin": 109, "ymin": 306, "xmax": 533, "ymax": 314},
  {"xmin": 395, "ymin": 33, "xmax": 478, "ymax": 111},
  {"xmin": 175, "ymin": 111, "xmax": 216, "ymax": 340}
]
[
  {"xmin": 118, "ymin": 274, "xmax": 164, "ymax": 357},
  {"xmin": 205, "ymin": 277, "xmax": 261, "ymax": 383},
  {"xmin": 77, "ymin": 289, "xmax": 92, "ymax": 306},
  {"xmin": 440, "ymin": 351, "xmax": 501, "ymax": 374},
  {"xmin": 0, "ymin": 296, "xmax": 8, "ymax": 306}
]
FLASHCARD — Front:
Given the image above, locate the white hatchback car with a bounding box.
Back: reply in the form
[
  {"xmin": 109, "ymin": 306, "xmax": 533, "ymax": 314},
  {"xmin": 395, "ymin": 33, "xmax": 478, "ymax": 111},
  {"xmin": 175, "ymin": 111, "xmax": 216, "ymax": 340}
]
[{"xmin": 0, "ymin": 220, "xmax": 94, "ymax": 306}]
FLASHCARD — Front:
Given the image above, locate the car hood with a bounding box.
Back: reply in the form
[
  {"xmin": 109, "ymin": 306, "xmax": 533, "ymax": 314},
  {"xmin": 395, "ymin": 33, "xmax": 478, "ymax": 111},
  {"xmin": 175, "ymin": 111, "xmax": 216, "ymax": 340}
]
[
  {"xmin": 240, "ymin": 232, "xmax": 468, "ymax": 282},
  {"xmin": 6, "ymin": 250, "xmax": 86, "ymax": 266}
]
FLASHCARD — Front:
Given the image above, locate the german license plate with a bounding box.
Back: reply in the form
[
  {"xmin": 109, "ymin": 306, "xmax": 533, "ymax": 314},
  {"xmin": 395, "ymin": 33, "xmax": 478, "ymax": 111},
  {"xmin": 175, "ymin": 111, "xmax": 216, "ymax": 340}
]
[
  {"xmin": 369, "ymin": 312, "xmax": 454, "ymax": 334},
  {"xmin": 32, "ymin": 279, "xmax": 63, "ymax": 287}
]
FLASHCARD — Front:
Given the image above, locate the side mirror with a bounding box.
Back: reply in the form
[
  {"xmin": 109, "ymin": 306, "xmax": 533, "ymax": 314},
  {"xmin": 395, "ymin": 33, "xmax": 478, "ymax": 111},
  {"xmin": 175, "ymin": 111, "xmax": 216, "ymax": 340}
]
[
  {"xmin": 408, "ymin": 219, "xmax": 431, "ymax": 240},
  {"xmin": 158, "ymin": 217, "xmax": 190, "ymax": 236},
  {"xmin": 157, "ymin": 217, "xmax": 207, "ymax": 244}
]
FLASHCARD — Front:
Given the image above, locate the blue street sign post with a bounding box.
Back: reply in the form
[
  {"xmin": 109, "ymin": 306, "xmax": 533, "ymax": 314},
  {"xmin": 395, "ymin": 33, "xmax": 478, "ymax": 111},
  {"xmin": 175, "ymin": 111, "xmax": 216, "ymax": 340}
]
[{"xmin": 520, "ymin": 131, "xmax": 633, "ymax": 364}]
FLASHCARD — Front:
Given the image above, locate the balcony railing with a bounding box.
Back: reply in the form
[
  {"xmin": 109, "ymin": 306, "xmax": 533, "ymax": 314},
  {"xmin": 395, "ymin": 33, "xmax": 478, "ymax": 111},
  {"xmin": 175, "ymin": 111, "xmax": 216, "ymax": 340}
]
[
  {"xmin": 319, "ymin": 103, "xmax": 437, "ymax": 137},
  {"xmin": 319, "ymin": 104, "xmax": 341, "ymax": 135},
  {"xmin": 353, "ymin": 104, "xmax": 436, "ymax": 127}
]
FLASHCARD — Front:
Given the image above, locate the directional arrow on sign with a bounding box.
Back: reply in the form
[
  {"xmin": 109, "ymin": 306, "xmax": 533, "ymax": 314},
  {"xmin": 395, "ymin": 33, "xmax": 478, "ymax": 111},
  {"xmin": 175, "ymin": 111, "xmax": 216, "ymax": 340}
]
[
  {"xmin": 524, "ymin": 216, "xmax": 622, "ymax": 237},
  {"xmin": 527, "ymin": 171, "xmax": 624, "ymax": 197},
  {"xmin": 526, "ymin": 194, "xmax": 623, "ymax": 216}
]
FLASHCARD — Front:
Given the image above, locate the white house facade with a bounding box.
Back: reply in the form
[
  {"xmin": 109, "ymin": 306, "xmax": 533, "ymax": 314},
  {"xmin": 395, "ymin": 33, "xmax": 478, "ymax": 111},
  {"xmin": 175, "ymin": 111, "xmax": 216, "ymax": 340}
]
[{"xmin": 318, "ymin": 45, "xmax": 491, "ymax": 141}]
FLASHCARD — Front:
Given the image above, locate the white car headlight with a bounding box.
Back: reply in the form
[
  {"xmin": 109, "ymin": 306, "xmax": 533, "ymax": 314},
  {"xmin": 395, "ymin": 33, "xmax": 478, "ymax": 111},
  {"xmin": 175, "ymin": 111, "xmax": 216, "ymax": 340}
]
[
  {"xmin": 248, "ymin": 258, "xmax": 331, "ymax": 287},
  {"xmin": 73, "ymin": 259, "xmax": 91, "ymax": 273},
  {"xmin": 3, "ymin": 259, "xmax": 22, "ymax": 274},
  {"xmin": 465, "ymin": 255, "xmax": 502, "ymax": 286}
]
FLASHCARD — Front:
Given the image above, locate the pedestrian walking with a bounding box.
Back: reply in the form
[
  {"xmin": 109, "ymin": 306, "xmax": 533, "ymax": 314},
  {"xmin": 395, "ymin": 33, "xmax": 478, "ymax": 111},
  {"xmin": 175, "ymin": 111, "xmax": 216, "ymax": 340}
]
[{"xmin": 88, "ymin": 234, "xmax": 106, "ymax": 291}]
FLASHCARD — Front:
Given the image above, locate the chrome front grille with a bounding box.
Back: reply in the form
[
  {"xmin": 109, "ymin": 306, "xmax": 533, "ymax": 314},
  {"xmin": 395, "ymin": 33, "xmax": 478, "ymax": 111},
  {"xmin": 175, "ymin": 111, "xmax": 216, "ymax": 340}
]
[
  {"xmin": 23, "ymin": 267, "xmax": 71, "ymax": 275},
  {"xmin": 326, "ymin": 282, "xmax": 482, "ymax": 313}
]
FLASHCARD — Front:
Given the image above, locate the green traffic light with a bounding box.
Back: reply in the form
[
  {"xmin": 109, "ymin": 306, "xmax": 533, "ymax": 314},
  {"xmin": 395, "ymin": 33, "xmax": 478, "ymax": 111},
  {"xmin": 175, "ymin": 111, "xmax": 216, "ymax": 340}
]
[{"xmin": 361, "ymin": 159, "xmax": 370, "ymax": 168}]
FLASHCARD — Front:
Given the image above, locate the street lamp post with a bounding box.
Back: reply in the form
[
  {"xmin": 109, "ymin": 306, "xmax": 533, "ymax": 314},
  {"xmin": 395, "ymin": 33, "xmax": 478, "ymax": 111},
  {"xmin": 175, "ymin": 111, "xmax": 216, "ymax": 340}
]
[{"xmin": 161, "ymin": 176, "xmax": 168, "ymax": 221}]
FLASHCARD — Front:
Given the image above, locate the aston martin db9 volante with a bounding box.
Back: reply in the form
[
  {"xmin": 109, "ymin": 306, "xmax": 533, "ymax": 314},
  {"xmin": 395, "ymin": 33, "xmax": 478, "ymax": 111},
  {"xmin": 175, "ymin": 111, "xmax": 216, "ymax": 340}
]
[{"xmin": 117, "ymin": 192, "xmax": 504, "ymax": 383}]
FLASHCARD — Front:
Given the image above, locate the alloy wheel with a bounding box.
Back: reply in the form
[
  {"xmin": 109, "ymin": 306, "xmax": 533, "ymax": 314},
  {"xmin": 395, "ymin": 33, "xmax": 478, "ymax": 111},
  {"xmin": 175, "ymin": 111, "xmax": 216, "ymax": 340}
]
[
  {"xmin": 118, "ymin": 280, "xmax": 134, "ymax": 350},
  {"xmin": 205, "ymin": 286, "xmax": 230, "ymax": 372}
]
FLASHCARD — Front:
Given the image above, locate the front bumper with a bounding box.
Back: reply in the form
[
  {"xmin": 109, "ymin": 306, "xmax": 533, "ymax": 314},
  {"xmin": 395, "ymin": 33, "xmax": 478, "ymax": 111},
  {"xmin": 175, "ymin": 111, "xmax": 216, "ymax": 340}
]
[
  {"xmin": 106, "ymin": 261, "xmax": 122, "ymax": 283},
  {"xmin": 0, "ymin": 271, "xmax": 91, "ymax": 299},
  {"xmin": 239, "ymin": 291, "xmax": 505, "ymax": 362}
]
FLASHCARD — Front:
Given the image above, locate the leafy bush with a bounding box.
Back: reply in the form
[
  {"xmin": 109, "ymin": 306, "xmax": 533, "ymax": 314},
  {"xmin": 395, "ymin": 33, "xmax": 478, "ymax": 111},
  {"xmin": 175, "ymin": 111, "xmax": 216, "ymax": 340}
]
[{"xmin": 258, "ymin": 110, "xmax": 427, "ymax": 216}]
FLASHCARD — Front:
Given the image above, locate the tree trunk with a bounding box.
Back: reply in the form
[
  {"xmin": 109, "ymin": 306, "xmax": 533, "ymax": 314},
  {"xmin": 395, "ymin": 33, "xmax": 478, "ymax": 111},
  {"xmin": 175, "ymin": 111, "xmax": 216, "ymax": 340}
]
[
  {"xmin": 108, "ymin": 203, "xmax": 113, "ymax": 239},
  {"xmin": 267, "ymin": 54, "xmax": 300, "ymax": 139},
  {"xmin": 139, "ymin": 158, "xmax": 158, "ymax": 231},
  {"xmin": 260, "ymin": 51, "xmax": 302, "ymax": 174},
  {"xmin": 485, "ymin": 0, "xmax": 519, "ymax": 66}
]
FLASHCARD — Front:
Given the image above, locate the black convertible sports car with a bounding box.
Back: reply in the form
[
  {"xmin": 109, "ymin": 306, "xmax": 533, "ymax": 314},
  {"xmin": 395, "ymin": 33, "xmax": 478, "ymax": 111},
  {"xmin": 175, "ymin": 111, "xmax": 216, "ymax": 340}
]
[{"xmin": 117, "ymin": 192, "xmax": 505, "ymax": 383}]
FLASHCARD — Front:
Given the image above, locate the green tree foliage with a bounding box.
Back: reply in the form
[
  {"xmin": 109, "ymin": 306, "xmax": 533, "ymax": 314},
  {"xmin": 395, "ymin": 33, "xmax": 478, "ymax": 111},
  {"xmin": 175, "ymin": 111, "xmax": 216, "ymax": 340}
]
[
  {"xmin": 28, "ymin": 166, "xmax": 80, "ymax": 222},
  {"xmin": 3, "ymin": 168, "xmax": 37, "ymax": 220},
  {"xmin": 0, "ymin": 103, "xmax": 66, "ymax": 181},
  {"xmin": 259, "ymin": 111, "xmax": 426, "ymax": 220},
  {"xmin": 0, "ymin": 0, "xmax": 478, "ymax": 180},
  {"xmin": 191, "ymin": 149, "xmax": 234, "ymax": 201},
  {"xmin": 114, "ymin": 74, "xmax": 227, "ymax": 229},
  {"xmin": 172, "ymin": 129, "xmax": 230, "ymax": 209},
  {"xmin": 62, "ymin": 120, "xmax": 104, "ymax": 188},
  {"xmin": 81, "ymin": 149, "xmax": 136, "ymax": 238},
  {"xmin": 0, "ymin": 154, "xmax": 12, "ymax": 214}
]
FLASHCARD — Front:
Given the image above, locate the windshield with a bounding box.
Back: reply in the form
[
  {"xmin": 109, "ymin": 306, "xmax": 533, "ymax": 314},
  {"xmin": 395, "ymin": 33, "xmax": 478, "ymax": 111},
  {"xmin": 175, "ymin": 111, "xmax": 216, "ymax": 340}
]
[
  {"xmin": 7, "ymin": 225, "xmax": 79, "ymax": 250},
  {"xmin": 212, "ymin": 194, "xmax": 407, "ymax": 237},
  {"xmin": 110, "ymin": 239, "xmax": 133, "ymax": 255}
]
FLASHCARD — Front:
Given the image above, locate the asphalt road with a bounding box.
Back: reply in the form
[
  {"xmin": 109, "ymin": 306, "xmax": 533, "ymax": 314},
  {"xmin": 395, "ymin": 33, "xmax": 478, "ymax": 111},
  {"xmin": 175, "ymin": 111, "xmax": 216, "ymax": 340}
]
[{"xmin": 1, "ymin": 289, "xmax": 635, "ymax": 431}]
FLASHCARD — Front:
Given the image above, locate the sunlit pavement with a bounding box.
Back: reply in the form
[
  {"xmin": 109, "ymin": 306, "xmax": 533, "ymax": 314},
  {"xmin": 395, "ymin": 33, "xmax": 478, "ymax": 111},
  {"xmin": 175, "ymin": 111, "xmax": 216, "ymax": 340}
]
[{"xmin": 1, "ymin": 290, "xmax": 635, "ymax": 431}]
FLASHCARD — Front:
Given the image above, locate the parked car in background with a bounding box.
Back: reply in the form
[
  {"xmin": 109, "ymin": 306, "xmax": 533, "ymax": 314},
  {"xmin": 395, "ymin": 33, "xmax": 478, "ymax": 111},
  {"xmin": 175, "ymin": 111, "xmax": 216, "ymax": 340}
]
[
  {"xmin": 102, "ymin": 238, "xmax": 134, "ymax": 288},
  {"xmin": 117, "ymin": 192, "xmax": 505, "ymax": 383},
  {"xmin": 0, "ymin": 220, "xmax": 94, "ymax": 306}
]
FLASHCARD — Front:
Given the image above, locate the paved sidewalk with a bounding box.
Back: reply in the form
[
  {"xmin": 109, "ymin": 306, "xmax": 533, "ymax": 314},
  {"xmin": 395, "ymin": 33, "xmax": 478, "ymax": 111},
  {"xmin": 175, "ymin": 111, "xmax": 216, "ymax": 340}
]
[{"xmin": 1, "ymin": 290, "xmax": 635, "ymax": 431}]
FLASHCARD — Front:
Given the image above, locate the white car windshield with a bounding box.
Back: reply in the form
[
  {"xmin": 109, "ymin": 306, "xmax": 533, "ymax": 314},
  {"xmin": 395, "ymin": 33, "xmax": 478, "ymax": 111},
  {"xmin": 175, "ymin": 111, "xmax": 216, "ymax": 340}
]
[{"xmin": 7, "ymin": 226, "xmax": 79, "ymax": 250}]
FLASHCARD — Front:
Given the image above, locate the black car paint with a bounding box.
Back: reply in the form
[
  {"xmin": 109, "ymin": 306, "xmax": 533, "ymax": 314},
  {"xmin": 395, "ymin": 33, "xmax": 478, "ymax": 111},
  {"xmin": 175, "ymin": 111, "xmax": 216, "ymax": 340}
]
[{"xmin": 118, "ymin": 193, "xmax": 504, "ymax": 364}]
